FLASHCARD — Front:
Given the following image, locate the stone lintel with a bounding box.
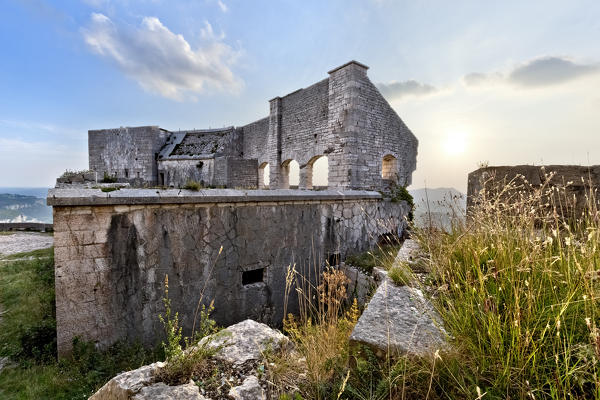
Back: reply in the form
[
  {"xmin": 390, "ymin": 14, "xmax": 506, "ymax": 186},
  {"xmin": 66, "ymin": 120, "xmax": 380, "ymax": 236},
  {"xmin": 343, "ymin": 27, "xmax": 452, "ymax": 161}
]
[{"xmin": 47, "ymin": 188, "xmax": 382, "ymax": 207}]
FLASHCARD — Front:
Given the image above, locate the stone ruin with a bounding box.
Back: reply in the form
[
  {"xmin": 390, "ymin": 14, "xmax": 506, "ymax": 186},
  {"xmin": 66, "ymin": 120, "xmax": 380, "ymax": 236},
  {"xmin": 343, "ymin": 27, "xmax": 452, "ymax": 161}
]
[
  {"xmin": 467, "ymin": 165, "xmax": 600, "ymax": 219},
  {"xmin": 48, "ymin": 61, "xmax": 419, "ymax": 357},
  {"xmin": 85, "ymin": 60, "xmax": 418, "ymax": 191}
]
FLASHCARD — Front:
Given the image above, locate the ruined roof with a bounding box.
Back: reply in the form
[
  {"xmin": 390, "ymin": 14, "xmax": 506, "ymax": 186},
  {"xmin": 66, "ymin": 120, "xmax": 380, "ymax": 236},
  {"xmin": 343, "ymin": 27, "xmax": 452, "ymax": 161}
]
[{"xmin": 159, "ymin": 127, "xmax": 236, "ymax": 160}]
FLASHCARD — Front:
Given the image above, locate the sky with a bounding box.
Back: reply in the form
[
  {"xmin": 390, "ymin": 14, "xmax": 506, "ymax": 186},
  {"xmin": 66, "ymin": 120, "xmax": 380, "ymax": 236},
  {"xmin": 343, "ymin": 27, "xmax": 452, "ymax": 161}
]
[{"xmin": 1, "ymin": 0, "xmax": 599, "ymax": 192}]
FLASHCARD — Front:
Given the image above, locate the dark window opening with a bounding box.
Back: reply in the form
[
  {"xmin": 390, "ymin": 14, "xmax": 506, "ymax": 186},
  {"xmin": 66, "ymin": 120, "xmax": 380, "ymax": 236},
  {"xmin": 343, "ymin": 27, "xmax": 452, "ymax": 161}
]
[
  {"xmin": 124, "ymin": 169, "xmax": 129, "ymax": 178},
  {"xmin": 154, "ymin": 152, "xmax": 159, "ymax": 161},
  {"xmin": 159, "ymin": 172, "xmax": 165, "ymax": 186},
  {"xmin": 137, "ymin": 171, "xmax": 140, "ymax": 178},
  {"xmin": 242, "ymin": 268, "xmax": 264, "ymax": 285},
  {"xmin": 326, "ymin": 253, "xmax": 341, "ymax": 266},
  {"xmin": 197, "ymin": 161, "xmax": 204, "ymax": 169}
]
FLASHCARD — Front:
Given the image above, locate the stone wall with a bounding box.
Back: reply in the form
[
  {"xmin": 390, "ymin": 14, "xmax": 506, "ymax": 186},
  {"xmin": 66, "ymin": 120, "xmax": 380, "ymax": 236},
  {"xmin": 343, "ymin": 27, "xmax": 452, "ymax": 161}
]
[
  {"xmin": 49, "ymin": 188, "xmax": 410, "ymax": 356},
  {"xmin": 89, "ymin": 126, "xmax": 170, "ymax": 185},
  {"xmin": 241, "ymin": 117, "xmax": 269, "ymax": 163},
  {"xmin": 156, "ymin": 159, "xmax": 214, "ymax": 188},
  {"xmin": 467, "ymin": 165, "xmax": 600, "ymax": 217}
]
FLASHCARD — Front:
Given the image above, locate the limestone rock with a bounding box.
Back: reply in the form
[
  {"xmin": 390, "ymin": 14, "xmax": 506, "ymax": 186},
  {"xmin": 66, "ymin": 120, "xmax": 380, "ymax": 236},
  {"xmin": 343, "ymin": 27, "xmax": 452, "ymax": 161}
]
[
  {"xmin": 0, "ymin": 356, "xmax": 10, "ymax": 373},
  {"xmin": 132, "ymin": 382, "xmax": 206, "ymax": 400},
  {"xmin": 339, "ymin": 262, "xmax": 377, "ymax": 306},
  {"xmin": 228, "ymin": 375, "xmax": 265, "ymax": 400},
  {"xmin": 349, "ymin": 281, "xmax": 445, "ymax": 358},
  {"xmin": 89, "ymin": 362, "xmax": 165, "ymax": 400},
  {"xmin": 202, "ymin": 319, "xmax": 290, "ymax": 365}
]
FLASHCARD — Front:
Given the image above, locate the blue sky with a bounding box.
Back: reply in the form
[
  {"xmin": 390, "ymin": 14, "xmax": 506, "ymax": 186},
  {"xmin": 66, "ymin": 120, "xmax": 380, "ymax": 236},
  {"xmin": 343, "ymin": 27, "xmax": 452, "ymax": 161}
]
[{"xmin": 1, "ymin": 0, "xmax": 599, "ymax": 190}]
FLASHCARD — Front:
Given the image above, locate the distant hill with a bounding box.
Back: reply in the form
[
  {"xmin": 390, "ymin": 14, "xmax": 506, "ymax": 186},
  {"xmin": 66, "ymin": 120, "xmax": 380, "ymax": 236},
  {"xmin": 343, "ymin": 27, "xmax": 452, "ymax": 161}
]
[
  {"xmin": 409, "ymin": 187, "xmax": 466, "ymax": 229},
  {"xmin": 0, "ymin": 188, "xmax": 52, "ymax": 223}
]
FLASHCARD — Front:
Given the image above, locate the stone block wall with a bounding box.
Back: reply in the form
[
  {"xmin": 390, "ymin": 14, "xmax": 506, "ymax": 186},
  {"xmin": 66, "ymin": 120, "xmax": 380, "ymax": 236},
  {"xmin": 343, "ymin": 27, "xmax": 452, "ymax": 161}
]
[
  {"xmin": 49, "ymin": 189, "xmax": 409, "ymax": 356},
  {"xmin": 89, "ymin": 126, "xmax": 170, "ymax": 185},
  {"xmin": 467, "ymin": 165, "xmax": 600, "ymax": 217},
  {"xmin": 239, "ymin": 61, "xmax": 417, "ymax": 191},
  {"xmin": 157, "ymin": 159, "xmax": 214, "ymax": 188}
]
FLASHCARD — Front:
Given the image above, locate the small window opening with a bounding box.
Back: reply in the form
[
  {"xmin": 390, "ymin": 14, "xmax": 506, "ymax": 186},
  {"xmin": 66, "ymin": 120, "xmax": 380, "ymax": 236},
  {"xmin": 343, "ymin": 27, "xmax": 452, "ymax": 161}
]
[
  {"xmin": 124, "ymin": 169, "xmax": 129, "ymax": 178},
  {"xmin": 136, "ymin": 171, "xmax": 140, "ymax": 178},
  {"xmin": 197, "ymin": 161, "xmax": 204, "ymax": 169},
  {"xmin": 326, "ymin": 253, "xmax": 341, "ymax": 266},
  {"xmin": 159, "ymin": 172, "xmax": 165, "ymax": 186},
  {"xmin": 242, "ymin": 268, "xmax": 264, "ymax": 285},
  {"xmin": 154, "ymin": 152, "xmax": 159, "ymax": 161}
]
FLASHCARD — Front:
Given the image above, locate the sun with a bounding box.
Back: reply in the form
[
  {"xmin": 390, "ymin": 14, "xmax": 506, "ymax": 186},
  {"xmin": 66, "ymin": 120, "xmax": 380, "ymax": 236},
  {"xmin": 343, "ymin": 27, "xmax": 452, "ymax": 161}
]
[{"xmin": 443, "ymin": 130, "xmax": 468, "ymax": 156}]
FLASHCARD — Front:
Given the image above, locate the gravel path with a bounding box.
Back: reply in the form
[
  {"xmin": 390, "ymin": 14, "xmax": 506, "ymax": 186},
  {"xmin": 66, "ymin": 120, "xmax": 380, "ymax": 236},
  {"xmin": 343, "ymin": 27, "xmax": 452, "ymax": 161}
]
[{"xmin": 0, "ymin": 232, "xmax": 54, "ymax": 257}]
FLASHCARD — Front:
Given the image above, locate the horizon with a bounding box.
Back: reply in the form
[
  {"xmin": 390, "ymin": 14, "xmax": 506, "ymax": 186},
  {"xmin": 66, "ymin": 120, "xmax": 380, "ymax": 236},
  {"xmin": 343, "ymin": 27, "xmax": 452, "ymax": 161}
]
[{"xmin": 1, "ymin": 1, "xmax": 599, "ymax": 192}]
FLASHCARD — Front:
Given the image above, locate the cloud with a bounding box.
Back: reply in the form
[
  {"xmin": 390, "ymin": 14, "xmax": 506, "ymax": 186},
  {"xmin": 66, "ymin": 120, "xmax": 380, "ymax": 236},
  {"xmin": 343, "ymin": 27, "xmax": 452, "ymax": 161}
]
[
  {"xmin": 508, "ymin": 57, "xmax": 600, "ymax": 87},
  {"xmin": 377, "ymin": 80, "xmax": 437, "ymax": 100},
  {"xmin": 217, "ymin": 0, "xmax": 228, "ymax": 12},
  {"xmin": 464, "ymin": 56, "xmax": 600, "ymax": 88},
  {"xmin": 81, "ymin": 13, "xmax": 242, "ymax": 100}
]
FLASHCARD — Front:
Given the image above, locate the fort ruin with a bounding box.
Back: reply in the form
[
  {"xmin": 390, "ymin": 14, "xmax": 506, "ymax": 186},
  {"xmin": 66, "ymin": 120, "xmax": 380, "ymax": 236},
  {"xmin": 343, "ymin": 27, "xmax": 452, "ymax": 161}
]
[{"xmin": 48, "ymin": 61, "xmax": 418, "ymax": 356}]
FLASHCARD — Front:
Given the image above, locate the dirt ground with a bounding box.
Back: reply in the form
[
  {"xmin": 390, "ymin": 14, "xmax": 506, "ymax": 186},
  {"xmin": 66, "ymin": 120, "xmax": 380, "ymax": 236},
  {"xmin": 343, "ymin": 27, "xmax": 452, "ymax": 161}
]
[{"xmin": 0, "ymin": 232, "xmax": 54, "ymax": 257}]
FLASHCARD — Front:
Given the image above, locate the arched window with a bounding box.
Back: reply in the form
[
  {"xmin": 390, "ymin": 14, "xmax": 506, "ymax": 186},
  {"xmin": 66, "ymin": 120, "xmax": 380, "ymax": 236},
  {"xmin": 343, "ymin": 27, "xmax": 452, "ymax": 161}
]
[
  {"xmin": 281, "ymin": 159, "xmax": 299, "ymax": 189},
  {"xmin": 382, "ymin": 154, "xmax": 398, "ymax": 181},
  {"xmin": 258, "ymin": 162, "xmax": 270, "ymax": 189},
  {"xmin": 309, "ymin": 155, "xmax": 329, "ymax": 189}
]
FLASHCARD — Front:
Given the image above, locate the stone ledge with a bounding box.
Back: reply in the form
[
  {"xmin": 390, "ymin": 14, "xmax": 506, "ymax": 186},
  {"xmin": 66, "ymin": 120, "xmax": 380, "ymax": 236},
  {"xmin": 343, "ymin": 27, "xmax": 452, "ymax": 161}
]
[{"xmin": 47, "ymin": 188, "xmax": 383, "ymax": 207}]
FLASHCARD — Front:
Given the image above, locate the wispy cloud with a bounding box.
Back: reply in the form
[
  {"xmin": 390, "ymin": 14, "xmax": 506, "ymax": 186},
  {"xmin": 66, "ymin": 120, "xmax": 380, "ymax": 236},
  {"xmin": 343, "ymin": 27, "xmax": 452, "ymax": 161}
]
[
  {"xmin": 377, "ymin": 80, "xmax": 437, "ymax": 101},
  {"xmin": 217, "ymin": 0, "xmax": 228, "ymax": 12},
  {"xmin": 81, "ymin": 13, "xmax": 243, "ymax": 100},
  {"xmin": 464, "ymin": 56, "xmax": 600, "ymax": 88}
]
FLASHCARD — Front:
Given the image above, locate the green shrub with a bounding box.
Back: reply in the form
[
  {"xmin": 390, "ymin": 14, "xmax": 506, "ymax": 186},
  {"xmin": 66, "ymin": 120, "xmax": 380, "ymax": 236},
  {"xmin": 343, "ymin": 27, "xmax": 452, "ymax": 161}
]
[
  {"xmin": 387, "ymin": 264, "xmax": 412, "ymax": 286},
  {"xmin": 390, "ymin": 184, "xmax": 414, "ymax": 221},
  {"xmin": 100, "ymin": 187, "xmax": 119, "ymax": 193},
  {"xmin": 345, "ymin": 244, "xmax": 400, "ymax": 274},
  {"xmin": 101, "ymin": 172, "xmax": 117, "ymax": 183},
  {"xmin": 183, "ymin": 180, "xmax": 202, "ymax": 191}
]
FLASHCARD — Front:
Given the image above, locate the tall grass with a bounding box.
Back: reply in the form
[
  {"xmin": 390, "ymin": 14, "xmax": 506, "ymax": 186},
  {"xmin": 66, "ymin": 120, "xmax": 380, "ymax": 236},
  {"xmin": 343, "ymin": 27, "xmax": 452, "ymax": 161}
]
[{"xmin": 412, "ymin": 173, "xmax": 600, "ymax": 399}]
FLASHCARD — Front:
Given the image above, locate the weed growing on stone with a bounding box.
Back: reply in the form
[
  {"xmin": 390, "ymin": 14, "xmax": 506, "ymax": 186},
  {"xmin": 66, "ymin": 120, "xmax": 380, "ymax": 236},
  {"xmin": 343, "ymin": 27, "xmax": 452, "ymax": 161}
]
[
  {"xmin": 156, "ymin": 274, "xmax": 219, "ymax": 386},
  {"xmin": 183, "ymin": 180, "xmax": 203, "ymax": 191},
  {"xmin": 387, "ymin": 262, "xmax": 414, "ymax": 286},
  {"xmin": 345, "ymin": 243, "xmax": 401, "ymax": 275}
]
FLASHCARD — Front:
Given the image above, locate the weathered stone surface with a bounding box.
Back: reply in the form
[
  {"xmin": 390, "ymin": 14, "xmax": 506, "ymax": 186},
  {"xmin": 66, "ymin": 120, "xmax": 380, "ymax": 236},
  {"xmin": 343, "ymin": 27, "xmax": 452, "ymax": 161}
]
[
  {"xmin": 203, "ymin": 319, "xmax": 289, "ymax": 365},
  {"xmin": 0, "ymin": 356, "xmax": 10, "ymax": 373},
  {"xmin": 89, "ymin": 362, "xmax": 164, "ymax": 400},
  {"xmin": 467, "ymin": 165, "xmax": 600, "ymax": 218},
  {"xmin": 86, "ymin": 61, "xmax": 418, "ymax": 192},
  {"xmin": 228, "ymin": 376, "xmax": 265, "ymax": 400},
  {"xmin": 52, "ymin": 190, "xmax": 410, "ymax": 356},
  {"xmin": 349, "ymin": 281, "xmax": 445, "ymax": 358},
  {"xmin": 132, "ymin": 382, "xmax": 206, "ymax": 400},
  {"xmin": 339, "ymin": 262, "xmax": 377, "ymax": 306}
]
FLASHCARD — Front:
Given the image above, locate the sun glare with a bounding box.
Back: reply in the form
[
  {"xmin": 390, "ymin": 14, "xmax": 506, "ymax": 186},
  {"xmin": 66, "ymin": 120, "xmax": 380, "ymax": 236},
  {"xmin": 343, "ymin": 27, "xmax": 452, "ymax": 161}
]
[{"xmin": 443, "ymin": 131, "xmax": 468, "ymax": 155}]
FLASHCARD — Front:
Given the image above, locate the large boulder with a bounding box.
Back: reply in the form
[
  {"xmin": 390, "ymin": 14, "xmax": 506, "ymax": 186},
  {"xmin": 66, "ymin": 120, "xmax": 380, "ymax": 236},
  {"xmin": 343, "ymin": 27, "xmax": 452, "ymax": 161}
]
[
  {"xmin": 201, "ymin": 319, "xmax": 290, "ymax": 365},
  {"xmin": 349, "ymin": 281, "xmax": 446, "ymax": 358},
  {"xmin": 132, "ymin": 382, "xmax": 206, "ymax": 400},
  {"xmin": 228, "ymin": 376, "xmax": 265, "ymax": 400},
  {"xmin": 90, "ymin": 362, "xmax": 165, "ymax": 400},
  {"xmin": 349, "ymin": 239, "xmax": 446, "ymax": 358},
  {"xmin": 89, "ymin": 319, "xmax": 287, "ymax": 400}
]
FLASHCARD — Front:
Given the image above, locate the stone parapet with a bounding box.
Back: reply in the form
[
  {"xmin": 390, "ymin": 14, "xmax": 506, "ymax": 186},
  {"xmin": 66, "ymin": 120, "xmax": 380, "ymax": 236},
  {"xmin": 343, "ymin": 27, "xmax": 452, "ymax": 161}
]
[{"xmin": 47, "ymin": 188, "xmax": 382, "ymax": 206}]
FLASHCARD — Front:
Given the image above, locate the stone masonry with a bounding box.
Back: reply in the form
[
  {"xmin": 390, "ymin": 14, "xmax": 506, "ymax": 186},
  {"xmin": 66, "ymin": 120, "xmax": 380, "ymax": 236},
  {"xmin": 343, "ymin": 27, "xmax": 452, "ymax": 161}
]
[
  {"xmin": 86, "ymin": 61, "xmax": 418, "ymax": 191},
  {"xmin": 49, "ymin": 188, "xmax": 410, "ymax": 356}
]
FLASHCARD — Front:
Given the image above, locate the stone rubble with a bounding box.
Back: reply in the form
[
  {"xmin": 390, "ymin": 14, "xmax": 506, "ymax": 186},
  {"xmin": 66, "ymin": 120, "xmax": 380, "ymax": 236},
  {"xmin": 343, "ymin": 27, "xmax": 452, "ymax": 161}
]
[{"xmin": 90, "ymin": 320, "xmax": 288, "ymax": 400}]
